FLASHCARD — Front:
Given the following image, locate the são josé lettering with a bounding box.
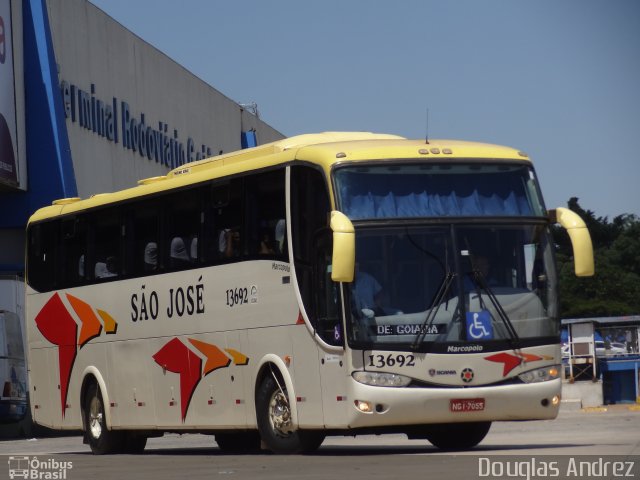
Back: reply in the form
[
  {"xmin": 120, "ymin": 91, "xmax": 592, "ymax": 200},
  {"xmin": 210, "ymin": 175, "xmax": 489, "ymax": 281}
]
[{"xmin": 130, "ymin": 278, "xmax": 205, "ymax": 321}]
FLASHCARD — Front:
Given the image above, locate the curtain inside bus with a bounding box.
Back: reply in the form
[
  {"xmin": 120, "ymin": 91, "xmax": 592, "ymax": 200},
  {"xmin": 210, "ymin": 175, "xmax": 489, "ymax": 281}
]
[{"xmin": 335, "ymin": 167, "xmax": 540, "ymax": 220}]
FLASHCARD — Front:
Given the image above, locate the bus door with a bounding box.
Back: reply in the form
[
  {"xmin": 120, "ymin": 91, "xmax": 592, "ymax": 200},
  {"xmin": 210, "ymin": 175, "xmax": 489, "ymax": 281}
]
[{"xmin": 313, "ymin": 232, "xmax": 349, "ymax": 427}]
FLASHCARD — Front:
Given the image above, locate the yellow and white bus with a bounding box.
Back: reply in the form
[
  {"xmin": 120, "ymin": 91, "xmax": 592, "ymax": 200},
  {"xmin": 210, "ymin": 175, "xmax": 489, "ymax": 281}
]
[{"xmin": 25, "ymin": 132, "xmax": 594, "ymax": 454}]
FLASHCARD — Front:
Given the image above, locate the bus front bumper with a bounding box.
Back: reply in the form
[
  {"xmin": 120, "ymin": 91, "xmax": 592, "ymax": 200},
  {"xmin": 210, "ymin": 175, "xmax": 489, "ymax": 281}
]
[{"xmin": 343, "ymin": 377, "xmax": 561, "ymax": 429}]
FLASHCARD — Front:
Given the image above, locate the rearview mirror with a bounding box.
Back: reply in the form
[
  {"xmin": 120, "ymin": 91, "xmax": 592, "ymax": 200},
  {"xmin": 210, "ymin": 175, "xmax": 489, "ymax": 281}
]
[
  {"xmin": 550, "ymin": 207, "xmax": 595, "ymax": 277},
  {"xmin": 330, "ymin": 211, "xmax": 355, "ymax": 283}
]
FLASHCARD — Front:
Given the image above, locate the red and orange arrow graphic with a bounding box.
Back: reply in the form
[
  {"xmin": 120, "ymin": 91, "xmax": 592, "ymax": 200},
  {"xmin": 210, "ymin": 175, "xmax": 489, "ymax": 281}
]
[
  {"xmin": 35, "ymin": 293, "xmax": 118, "ymax": 417},
  {"xmin": 484, "ymin": 352, "xmax": 552, "ymax": 376},
  {"xmin": 153, "ymin": 338, "xmax": 250, "ymax": 422},
  {"xmin": 153, "ymin": 338, "xmax": 203, "ymax": 422}
]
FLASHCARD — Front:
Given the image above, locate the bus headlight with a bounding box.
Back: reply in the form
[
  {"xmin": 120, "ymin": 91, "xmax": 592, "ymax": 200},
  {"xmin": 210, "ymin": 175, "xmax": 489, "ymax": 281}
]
[
  {"xmin": 352, "ymin": 371, "xmax": 411, "ymax": 387},
  {"xmin": 518, "ymin": 365, "xmax": 561, "ymax": 384}
]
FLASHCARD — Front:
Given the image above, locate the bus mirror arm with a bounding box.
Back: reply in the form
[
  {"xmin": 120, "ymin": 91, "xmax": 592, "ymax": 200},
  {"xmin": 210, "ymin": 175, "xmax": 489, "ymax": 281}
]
[
  {"xmin": 330, "ymin": 211, "xmax": 355, "ymax": 283},
  {"xmin": 549, "ymin": 207, "xmax": 595, "ymax": 277}
]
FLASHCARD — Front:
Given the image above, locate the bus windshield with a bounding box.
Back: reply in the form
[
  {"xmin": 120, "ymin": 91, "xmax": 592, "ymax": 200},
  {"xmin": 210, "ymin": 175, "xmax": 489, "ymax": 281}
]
[
  {"xmin": 345, "ymin": 223, "xmax": 558, "ymax": 351},
  {"xmin": 334, "ymin": 163, "xmax": 545, "ymax": 220}
]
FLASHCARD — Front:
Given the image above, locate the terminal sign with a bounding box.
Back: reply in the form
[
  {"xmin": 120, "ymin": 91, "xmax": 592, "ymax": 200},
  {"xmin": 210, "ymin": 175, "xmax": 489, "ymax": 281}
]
[{"xmin": 60, "ymin": 80, "xmax": 214, "ymax": 169}]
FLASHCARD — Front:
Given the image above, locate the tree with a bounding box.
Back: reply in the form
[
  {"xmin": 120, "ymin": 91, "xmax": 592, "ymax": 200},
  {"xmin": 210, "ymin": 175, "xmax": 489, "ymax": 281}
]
[{"xmin": 553, "ymin": 198, "xmax": 640, "ymax": 318}]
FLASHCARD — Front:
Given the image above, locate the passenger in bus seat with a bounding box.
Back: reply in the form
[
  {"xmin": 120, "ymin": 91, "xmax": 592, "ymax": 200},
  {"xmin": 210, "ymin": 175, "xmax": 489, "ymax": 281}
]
[
  {"xmin": 95, "ymin": 256, "xmax": 118, "ymax": 278},
  {"xmin": 170, "ymin": 237, "xmax": 191, "ymax": 267},
  {"xmin": 144, "ymin": 242, "xmax": 158, "ymax": 271},
  {"xmin": 218, "ymin": 228, "xmax": 240, "ymax": 258},
  {"xmin": 190, "ymin": 237, "xmax": 198, "ymax": 261},
  {"xmin": 353, "ymin": 263, "xmax": 385, "ymax": 317},
  {"xmin": 259, "ymin": 229, "xmax": 275, "ymax": 255},
  {"xmin": 274, "ymin": 219, "xmax": 286, "ymax": 254},
  {"xmin": 106, "ymin": 256, "xmax": 118, "ymax": 276}
]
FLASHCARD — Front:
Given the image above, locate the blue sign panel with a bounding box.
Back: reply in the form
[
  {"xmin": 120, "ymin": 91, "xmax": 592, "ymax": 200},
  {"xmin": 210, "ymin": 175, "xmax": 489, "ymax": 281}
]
[{"xmin": 466, "ymin": 311, "xmax": 493, "ymax": 340}]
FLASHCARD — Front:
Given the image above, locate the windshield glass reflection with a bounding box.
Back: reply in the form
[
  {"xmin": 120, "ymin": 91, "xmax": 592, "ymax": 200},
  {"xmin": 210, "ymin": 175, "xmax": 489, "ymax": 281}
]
[{"xmin": 346, "ymin": 224, "xmax": 558, "ymax": 350}]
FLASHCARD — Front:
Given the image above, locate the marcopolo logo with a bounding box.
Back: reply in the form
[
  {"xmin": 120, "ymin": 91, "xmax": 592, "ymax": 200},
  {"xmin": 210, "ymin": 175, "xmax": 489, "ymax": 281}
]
[{"xmin": 7, "ymin": 456, "xmax": 73, "ymax": 479}]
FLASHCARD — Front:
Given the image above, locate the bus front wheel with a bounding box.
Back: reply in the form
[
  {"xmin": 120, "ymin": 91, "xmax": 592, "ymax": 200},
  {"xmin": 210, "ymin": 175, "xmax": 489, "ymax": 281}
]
[
  {"xmin": 84, "ymin": 382, "xmax": 123, "ymax": 454},
  {"xmin": 256, "ymin": 375, "xmax": 324, "ymax": 454},
  {"xmin": 424, "ymin": 422, "xmax": 491, "ymax": 450}
]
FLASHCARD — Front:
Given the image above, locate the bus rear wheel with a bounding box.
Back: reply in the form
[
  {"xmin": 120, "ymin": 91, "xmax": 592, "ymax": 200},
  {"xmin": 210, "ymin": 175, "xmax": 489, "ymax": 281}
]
[
  {"xmin": 256, "ymin": 374, "xmax": 324, "ymax": 454},
  {"xmin": 84, "ymin": 382, "xmax": 123, "ymax": 454},
  {"xmin": 424, "ymin": 422, "xmax": 491, "ymax": 450}
]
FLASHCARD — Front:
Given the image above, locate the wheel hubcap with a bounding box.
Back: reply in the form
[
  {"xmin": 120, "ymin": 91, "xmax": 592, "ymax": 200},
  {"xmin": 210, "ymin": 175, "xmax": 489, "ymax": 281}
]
[
  {"xmin": 269, "ymin": 390, "xmax": 293, "ymax": 436},
  {"xmin": 89, "ymin": 395, "xmax": 103, "ymax": 439}
]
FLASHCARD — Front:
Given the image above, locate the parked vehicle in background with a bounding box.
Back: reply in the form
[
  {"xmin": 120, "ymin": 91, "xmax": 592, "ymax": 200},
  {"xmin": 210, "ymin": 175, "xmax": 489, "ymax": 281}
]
[
  {"xmin": 595, "ymin": 341, "xmax": 626, "ymax": 356},
  {"xmin": 0, "ymin": 310, "xmax": 27, "ymax": 423},
  {"xmin": 0, "ymin": 276, "xmax": 27, "ymax": 424}
]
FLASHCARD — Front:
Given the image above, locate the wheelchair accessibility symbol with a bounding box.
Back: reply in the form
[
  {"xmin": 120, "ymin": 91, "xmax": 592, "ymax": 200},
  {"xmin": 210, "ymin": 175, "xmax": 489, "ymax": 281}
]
[{"xmin": 466, "ymin": 311, "xmax": 493, "ymax": 340}]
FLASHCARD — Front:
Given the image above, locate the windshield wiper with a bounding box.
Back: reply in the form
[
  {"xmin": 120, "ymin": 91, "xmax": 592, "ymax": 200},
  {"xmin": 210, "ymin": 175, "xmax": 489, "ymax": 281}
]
[
  {"xmin": 468, "ymin": 269, "xmax": 521, "ymax": 349},
  {"xmin": 411, "ymin": 271, "xmax": 455, "ymax": 350}
]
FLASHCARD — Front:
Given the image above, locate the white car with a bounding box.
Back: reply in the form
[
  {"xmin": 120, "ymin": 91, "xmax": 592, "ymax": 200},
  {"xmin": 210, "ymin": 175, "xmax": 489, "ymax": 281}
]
[{"xmin": 595, "ymin": 340, "xmax": 627, "ymax": 356}]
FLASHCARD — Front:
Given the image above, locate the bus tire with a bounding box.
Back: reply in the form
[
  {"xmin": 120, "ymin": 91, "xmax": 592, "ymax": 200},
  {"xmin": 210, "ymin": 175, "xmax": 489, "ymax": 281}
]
[
  {"xmin": 215, "ymin": 431, "xmax": 261, "ymax": 452},
  {"xmin": 424, "ymin": 421, "xmax": 491, "ymax": 450},
  {"xmin": 122, "ymin": 432, "xmax": 147, "ymax": 453},
  {"xmin": 256, "ymin": 375, "xmax": 325, "ymax": 454},
  {"xmin": 84, "ymin": 382, "xmax": 123, "ymax": 454}
]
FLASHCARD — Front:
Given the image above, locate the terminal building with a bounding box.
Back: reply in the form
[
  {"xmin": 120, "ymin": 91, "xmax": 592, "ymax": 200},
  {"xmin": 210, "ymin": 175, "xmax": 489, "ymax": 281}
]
[
  {"xmin": 0, "ymin": 0, "xmax": 283, "ymax": 428},
  {"xmin": 1, "ymin": 0, "xmax": 283, "ymax": 268}
]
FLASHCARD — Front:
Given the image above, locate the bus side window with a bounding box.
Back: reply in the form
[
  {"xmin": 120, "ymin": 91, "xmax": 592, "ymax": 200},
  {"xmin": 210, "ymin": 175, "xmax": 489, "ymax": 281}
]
[
  {"xmin": 127, "ymin": 201, "xmax": 159, "ymax": 276},
  {"xmin": 27, "ymin": 221, "xmax": 59, "ymax": 292},
  {"xmin": 61, "ymin": 216, "xmax": 87, "ymax": 287},
  {"xmin": 290, "ymin": 165, "xmax": 337, "ymax": 345},
  {"xmin": 164, "ymin": 188, "xmax": 201, "ymax": 269},
  {"xmin": 245, "ymin": 169, "xmax": 286, "ymax": 259},
  {"xmin": 203, "ymin": 182, "xmax": 227, "ymax": 262},
  {"xmin": 210, "ymin": 180, "xmax": 243, "ymax": 261},
  {"xmin": 91, "ymin": 210, "xmax": 122, "ymax": 280}
]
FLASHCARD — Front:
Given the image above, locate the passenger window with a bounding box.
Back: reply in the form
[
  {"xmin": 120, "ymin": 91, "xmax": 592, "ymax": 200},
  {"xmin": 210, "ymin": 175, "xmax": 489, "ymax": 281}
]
[
  {"xmin": 290, "ymin": 165, "xmax": 335, "ymax": 344},
  {"xmin": 291, "ymin": 166, "xmax": 330, "ymax": 265},
  {"xmin": 165, "ymin": 189, "xmax": 201, "ymax": 269},
  {"xmin": 210, "ymin": 180, "xmax": 243, "ymax": 261},
  {"xmin": 27, "ymin": 221, "xmax": 59, "ymax": 292},
  {"xmin": 92, "ymin": 211, "xmax": 121, "ymax": 280},
  {"xmin": 245, "ymin": 170, "xmax": 286, "ymax": 259},
  {"xmin": 128, "ymin": 202, "xmax": 160, "ymax": 275},
  {"xmin": 61, "ymin": 216, "xmax": 88, "ymax": 287}
]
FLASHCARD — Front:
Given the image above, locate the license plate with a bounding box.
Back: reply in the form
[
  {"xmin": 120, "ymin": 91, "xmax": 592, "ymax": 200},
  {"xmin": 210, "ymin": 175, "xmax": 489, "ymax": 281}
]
[{"xmin": 450, "ymin": 398, "xmax": 485, "ymax": 412}]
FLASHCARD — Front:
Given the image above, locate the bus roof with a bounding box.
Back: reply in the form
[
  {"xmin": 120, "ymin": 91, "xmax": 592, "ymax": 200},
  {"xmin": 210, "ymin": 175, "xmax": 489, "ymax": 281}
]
[{"xmin": 28, "ymin": 132, "xmax": 530, "ymax": 223}]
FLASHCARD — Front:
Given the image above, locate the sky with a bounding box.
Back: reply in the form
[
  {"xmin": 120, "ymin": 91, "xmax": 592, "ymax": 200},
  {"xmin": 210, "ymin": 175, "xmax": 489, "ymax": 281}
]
[{"xmin": 89, "ymin": 0, "xmax": 640, "ymax": 219}]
